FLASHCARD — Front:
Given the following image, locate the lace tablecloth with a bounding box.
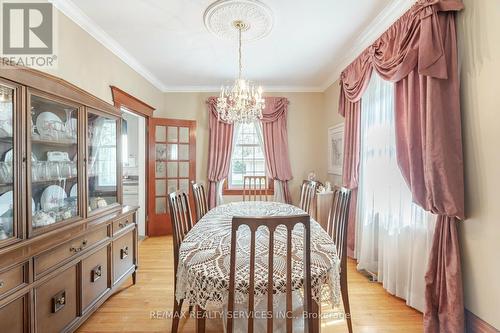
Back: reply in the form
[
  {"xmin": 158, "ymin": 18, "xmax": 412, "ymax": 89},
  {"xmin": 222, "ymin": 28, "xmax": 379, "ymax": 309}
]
[{"xmin": 176, "ymin": 201, "xmax": 341, "ymax": 310}]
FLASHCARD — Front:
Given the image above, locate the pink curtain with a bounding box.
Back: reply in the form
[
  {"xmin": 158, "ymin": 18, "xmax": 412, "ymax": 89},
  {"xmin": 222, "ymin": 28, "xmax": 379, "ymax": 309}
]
[
  {"xmin": 206, "ymin": 97, "xmax": 234, "ymax": 209},
  {"xmin": 261, "ymin": 97, "xmax": 293, "ymax": 204},
  {"xmin": 338, "ymin": 94, "xmax": 362, "ymax": 257},
  {"xmin": 338, "ymin": 1, "xmax": 465, "ymax": 332}
]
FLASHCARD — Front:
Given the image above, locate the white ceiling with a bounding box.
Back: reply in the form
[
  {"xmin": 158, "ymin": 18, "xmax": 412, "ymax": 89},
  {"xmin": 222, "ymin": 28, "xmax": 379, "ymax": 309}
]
[{"xmin": 51, "ymin": 0, "xmax": 413, "ymax": 92}]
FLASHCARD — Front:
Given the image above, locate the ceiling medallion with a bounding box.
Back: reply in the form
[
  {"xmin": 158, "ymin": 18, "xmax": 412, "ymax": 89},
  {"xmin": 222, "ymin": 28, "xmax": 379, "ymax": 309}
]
[{"xmin": 203, "ymin": 0, "xmax": 274, "ymax": 41}]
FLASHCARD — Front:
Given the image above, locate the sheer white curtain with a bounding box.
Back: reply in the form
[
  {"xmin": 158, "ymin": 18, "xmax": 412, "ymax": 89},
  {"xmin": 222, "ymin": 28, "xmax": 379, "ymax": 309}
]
[{"xmin": 355, "ymin": 73, "xmax": 436, "ymax": 312}]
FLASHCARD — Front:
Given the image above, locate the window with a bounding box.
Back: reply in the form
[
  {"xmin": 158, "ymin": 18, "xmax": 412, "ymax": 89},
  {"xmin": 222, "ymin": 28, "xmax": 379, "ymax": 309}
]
[
  {"xmin": 225, "ymin": 122, "xmax": 271, "ymax": 191},
  {"xmin": 356, "ymin": 73, "xmax": 435, "ymax": 312}
]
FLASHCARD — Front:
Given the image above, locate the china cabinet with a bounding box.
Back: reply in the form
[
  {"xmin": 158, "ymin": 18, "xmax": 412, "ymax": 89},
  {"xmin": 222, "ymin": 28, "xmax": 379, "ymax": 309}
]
[{"xmin": 0, "ymin": 62, "xmax": 137, "ymax": 333}]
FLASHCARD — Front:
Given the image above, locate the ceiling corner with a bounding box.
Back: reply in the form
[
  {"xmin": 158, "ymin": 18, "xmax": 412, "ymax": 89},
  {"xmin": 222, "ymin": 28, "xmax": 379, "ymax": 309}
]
[
  {"xmin": 49, "ymin": 0, "xmax": 167, "ymax": 92},
  {"xmin": 319, "ymin": 0, "xmax": 414, "ymax": 91}
]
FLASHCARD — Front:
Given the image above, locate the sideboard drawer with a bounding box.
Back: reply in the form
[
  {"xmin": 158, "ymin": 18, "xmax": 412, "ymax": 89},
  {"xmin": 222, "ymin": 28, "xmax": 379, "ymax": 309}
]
[
  {"xmin": 82, "ymin": 245, "xmax": 110, "ymax": 312},
  {"xmin": 113, "ymin": 229, "xmax": 134, "ymax": 284},
  {"xmin": 0, "ymin": 262, "xmax": 28, "ymax": 298},
  {"xmin": 34, "ymin": 226, "xmax": 109, "ymax": 278},
  {"xmin": 35, "ymin": 265, "xmax": 78, "ymax": 333},
  {"xmin": 0, "ymin": 292, "xmax": 29, "ymax": 333},
  {"xmin": 113, "ymin": 214, "xmax": 134, "ymax": 236}
]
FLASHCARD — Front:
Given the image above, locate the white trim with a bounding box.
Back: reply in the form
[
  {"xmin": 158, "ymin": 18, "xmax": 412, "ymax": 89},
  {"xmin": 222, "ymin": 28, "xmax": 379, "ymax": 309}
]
[
  {"xmin": 161, "ymin": 85, "xmax": 324, "ymax": 93},
  {"xmin": 51, "ymin": 0, "xmax": 413, "ymax": 93},
  {"xmin": 320, "ymin": 0, "xmax": 414, "ymax": 91},
  {"xmin": 49, "ymin": 0, "xmax": 167, "ymax": 92}
]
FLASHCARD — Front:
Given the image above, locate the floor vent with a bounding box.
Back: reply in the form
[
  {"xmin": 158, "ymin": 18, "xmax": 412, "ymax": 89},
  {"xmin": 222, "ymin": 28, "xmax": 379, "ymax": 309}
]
[{"xmin": 358, "ymin": 269, "xmax": 378, "ymax": 282}]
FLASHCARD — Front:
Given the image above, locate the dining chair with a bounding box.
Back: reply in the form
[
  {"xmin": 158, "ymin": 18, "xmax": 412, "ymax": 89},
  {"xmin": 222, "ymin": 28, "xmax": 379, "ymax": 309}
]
[
  {"xmin": 326, "ymin": 186, "xmax": 353, "ymax": 333},
  {"xmin": 227, "ymin": 214, "xmax": 318, "ymax": 333},
  {"xmin": 299, "ymin": 180, "xmax": 322, "ymax": 215},
  {"xmin": 243, "ymin": 175, "xmax": 269, "ymax": 201},
  {"xmin": 168, "ymin": 191, "xmax": 195, "ymax": 333},
  {"xmin": 191, "ymin": 182, "xmax": 208, "ymax": 222}
]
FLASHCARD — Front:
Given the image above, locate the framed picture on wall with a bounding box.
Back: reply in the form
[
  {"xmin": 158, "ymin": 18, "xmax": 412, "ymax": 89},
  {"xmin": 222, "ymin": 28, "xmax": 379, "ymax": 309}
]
[{"xmin": 328, "ymin": 124, "xmax": 344, "ymax": 175}]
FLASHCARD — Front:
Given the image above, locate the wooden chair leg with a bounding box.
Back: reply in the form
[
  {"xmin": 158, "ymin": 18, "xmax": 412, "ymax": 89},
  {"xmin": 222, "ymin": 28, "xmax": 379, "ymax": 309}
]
[
  {"xmin": 171, "ymin": 298, "xmax": 184, "ymax": 333},
  {"xmin": 195, "ymin": 305, "xmax": 206, "ymax": 333},
  {"xmin": 340, "ymin": 273, "xmax": 353, "ymax": 333},
  {"xmin": 311, "ymin": 300, "xmax": 321, "ymax": 333}
]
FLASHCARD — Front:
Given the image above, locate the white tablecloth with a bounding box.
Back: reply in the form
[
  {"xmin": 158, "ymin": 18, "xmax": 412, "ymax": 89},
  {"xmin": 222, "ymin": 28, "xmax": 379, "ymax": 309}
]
[{"xmin": 176, "ymin": 201, "xmax": 341, "ymax": 313}]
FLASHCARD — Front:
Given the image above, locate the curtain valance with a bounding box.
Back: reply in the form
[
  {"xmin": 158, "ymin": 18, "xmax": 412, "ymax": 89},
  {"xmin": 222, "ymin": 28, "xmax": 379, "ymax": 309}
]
[{"xmin": 340, "ymin": 0, "xmax": 464, "ymax": 112}]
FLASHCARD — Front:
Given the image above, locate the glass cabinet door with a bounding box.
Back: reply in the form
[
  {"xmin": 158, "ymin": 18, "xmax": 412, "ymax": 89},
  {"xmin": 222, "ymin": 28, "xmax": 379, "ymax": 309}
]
[
  {"xmin": 0, "ymin": 84, "xmax": 17, "ymax": 242},
  {"xmin": 29, "ymin": 93, "xmax": 80, "ymax": 232},
  {"xmin": 87, "ymin": 111, "xmax": 118, "ymax": 213}
]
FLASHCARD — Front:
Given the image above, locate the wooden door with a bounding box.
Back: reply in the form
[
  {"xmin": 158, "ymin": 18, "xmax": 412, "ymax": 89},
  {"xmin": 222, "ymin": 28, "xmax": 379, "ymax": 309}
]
[{"xmin": 148, "ymin": 118, "xmax": 196, "ymax": 236}]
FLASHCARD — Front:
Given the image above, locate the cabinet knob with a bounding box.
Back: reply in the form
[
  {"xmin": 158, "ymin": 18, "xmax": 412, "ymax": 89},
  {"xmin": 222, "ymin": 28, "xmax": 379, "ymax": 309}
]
[
  {"xmin": 120, "ymin": 246, "xmax": 129, "ymax": 259},
  {"xmin": 91, "ymin": 264, "xmax": 102, "ymax": 282},
  {"xmin": 52, "ymin": 290, "xmax": 66, "ymax": 313},
  {"xmin": 0, "ymin": 280, "xmax": 4, "ymax": 288},
  {"xmin": 118, "ymin": 219, "xmax": 129, "ymax": 228},
  {"xmin": 70, "ymin": 239, "xmax": 88, "ymax": 253}
]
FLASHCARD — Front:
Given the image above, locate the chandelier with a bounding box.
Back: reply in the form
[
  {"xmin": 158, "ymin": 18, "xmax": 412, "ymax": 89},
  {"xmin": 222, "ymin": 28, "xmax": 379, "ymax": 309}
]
[{"xmin": 217, "ymin": 20, "xmax": 265, "ymax": 124}]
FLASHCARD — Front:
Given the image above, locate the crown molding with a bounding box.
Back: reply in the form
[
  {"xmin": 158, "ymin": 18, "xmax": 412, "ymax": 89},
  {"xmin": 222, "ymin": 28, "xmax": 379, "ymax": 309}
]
[
  {"xmin": 162, "ymin": 85, "xmax": 324, "ymax": 93},
  {"xmin": 49, "ymin": 0, "xmax": 167, "ymax": 92},
  {"xmin": 320, "ymin": 0, "xmax": 414, "ymax": 91}
]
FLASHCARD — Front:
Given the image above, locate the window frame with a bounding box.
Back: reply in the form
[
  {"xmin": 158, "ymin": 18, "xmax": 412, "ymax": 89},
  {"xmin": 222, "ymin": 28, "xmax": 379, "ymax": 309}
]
[{"xmin": 223, "ymin": 122, "xmax": 274, "ymax": 195}]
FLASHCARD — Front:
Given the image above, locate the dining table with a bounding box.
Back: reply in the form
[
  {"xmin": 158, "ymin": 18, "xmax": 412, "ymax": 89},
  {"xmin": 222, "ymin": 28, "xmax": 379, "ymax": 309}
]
[{"xmin": 175, "ymin": 201, "xmax": 342, "ymax": 332}]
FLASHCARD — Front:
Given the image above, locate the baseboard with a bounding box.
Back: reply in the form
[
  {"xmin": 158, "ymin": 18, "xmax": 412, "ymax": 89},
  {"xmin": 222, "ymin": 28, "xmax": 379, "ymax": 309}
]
[{"xmin": 466, "ymin": 310, "xmax": 499, "ymax": 333}]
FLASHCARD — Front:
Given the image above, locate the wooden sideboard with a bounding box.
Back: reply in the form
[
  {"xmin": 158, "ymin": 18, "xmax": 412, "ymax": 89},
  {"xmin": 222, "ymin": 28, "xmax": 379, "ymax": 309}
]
[{"xmin": 0, "ymin": 63, "xmax": 139, "ymax": 332}]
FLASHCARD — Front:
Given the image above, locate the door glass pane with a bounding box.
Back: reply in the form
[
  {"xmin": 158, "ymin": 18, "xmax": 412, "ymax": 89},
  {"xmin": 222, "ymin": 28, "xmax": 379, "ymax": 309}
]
[
  {"xmin": 156, "ymin": 162, "xmax": 166, "ymax": 178},
  {"xmin": 30, "ymin": 94, "xmax": 80, "ymax": 229},
  {"xmin": 155, "ymin": 126, "xmax": 166, "ymax": 142},
  {"xmin": 167, "ymin": 180, "xmax": 177, "ymax": 193},
  {"xmin": 179, "ymin": 179, "xmax": 189, "ymax": 193},
  {"xmin": 178, "ymin": 144, "xmax": 189, "ymax": 160},
  {"xmin": 156, "ymin": 180, "xmax": 166, "ymax": 196},
  {"xmin": 179, "ymin": 127, "xmax": 189, "ymax": 143},
  {"xmin": 156, "ymin": 144, "xmax": 167, "ymax": 160},
  {"xmin": 0, "ymin": 85, "xmax": 14, "ymax": 240},
  {"xmin": 88, "ymin": 112, "xmax": 118, "ymax": 213},
  {"xmin": 179, "ymin": 162, "xmax": 189, "ymax": 178},
  {"xmin": 167, "ymin": 126, "xmax": 178, "ymax": 142},
  {"xmin": 167, "ymin": 162, "xmax": 178, "ymax": 178},
  {"xmin": 155, "ymin": 197, "xmax": 166, "ymax": 214},
  {"xmin": 167, "ymin": 144, "xmax": 178, "ymax": 160}
]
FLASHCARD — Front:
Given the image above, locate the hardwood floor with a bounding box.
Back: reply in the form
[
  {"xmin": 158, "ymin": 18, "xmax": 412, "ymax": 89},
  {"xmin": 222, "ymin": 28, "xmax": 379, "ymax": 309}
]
[{"xmin": 77, "ymin": 236, "xmax": 423, "ymax": 333}]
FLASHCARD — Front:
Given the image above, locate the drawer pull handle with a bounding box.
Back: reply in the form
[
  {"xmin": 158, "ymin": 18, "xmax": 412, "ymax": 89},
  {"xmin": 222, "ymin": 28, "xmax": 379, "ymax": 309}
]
[
  {"xmin": 91, "ymin": 265, "xmax": 102, "ymax": 283},
  {"xmin": 120, "ymin": 246, "xmax": 129, "ymax": 260},
  {"xmin": 118, "ymin": 220, "xmax": 129, "ymax": 228},
  {"xmin": 70, "ymin": 239, "xmax": 88, "ymax": 253},
  {"xmin": 52, "ymin": 290, "xmax": 66, "ymax": 313},
  {"xmin": 0, "ymin": 280, "xmax": 4, "ymax": 288}
]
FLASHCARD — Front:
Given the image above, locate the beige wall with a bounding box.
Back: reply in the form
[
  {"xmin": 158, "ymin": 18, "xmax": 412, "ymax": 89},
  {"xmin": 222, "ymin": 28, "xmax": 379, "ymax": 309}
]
[
  {"xmin": 42, "ymin": 9, "xmax": 163, "ymax": 110},
  {"xmin": 156, "ymin": 92, "xmax": 326, "ymax": 205},
  {"xmin": 457, "ymin": 0, "xmax": 500, "ymax": 328}
]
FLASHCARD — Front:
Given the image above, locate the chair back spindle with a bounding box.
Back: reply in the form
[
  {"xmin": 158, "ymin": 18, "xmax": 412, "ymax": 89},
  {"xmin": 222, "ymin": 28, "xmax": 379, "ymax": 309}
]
[
  {"xmin": 227, "ymin": 215, "xmax": 316, "ymax": 333},
  {"xmin": 191, "ymin": 182, "xmax": 209, "ymax": 221},
  {"xmin": 243, "ymin": 176, "xmax": 269, "ymax": 201},
  {"xmin": 299, "ymin": 180, "xmax": 322, "ymax": 215},
  {"xmin": 168, "ymin": 191, "xmax": 194, "ymax": 272},
  {"xmin": 326, "ymin": 186, "xmax": 353, "ymax": 333}
]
